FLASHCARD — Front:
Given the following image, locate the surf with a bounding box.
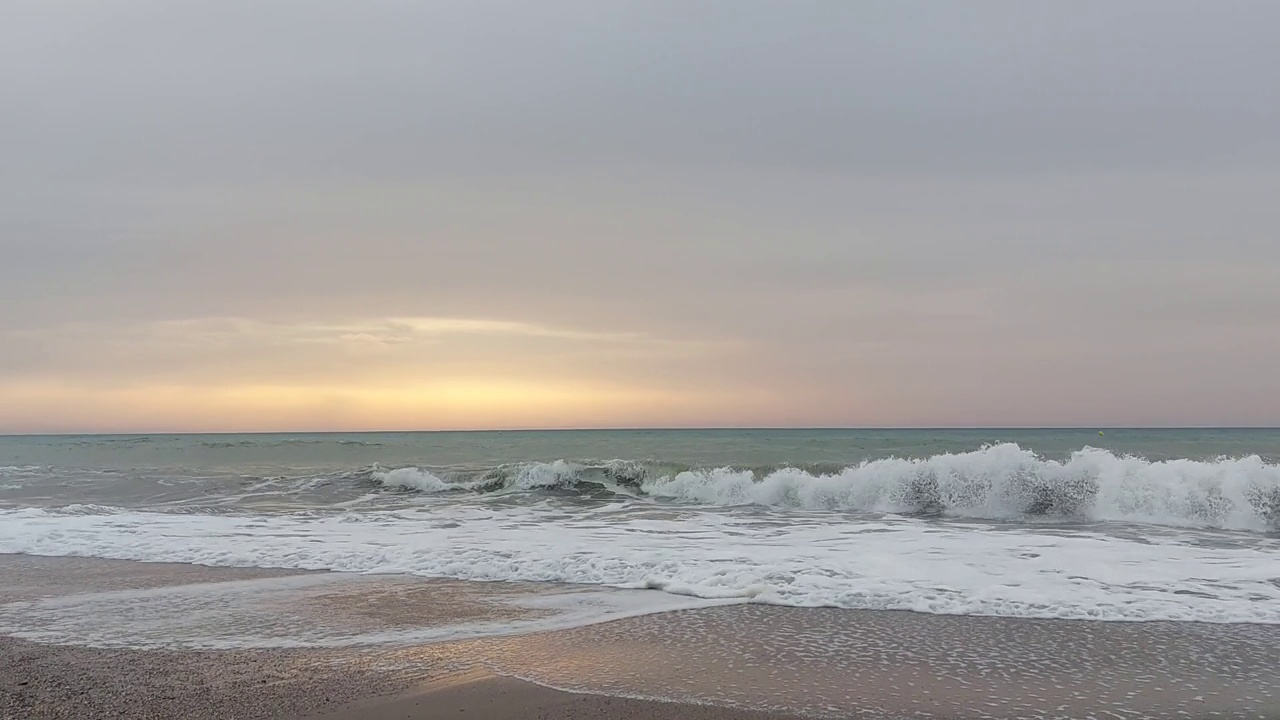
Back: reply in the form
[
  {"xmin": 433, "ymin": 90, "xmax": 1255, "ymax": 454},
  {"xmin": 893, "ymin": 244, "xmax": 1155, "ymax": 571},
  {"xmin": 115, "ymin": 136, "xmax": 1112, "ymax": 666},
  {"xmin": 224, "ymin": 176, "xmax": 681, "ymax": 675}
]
[{"xmin": 370, "ymin": 444, "xmax": 1280, "ymax": 532}]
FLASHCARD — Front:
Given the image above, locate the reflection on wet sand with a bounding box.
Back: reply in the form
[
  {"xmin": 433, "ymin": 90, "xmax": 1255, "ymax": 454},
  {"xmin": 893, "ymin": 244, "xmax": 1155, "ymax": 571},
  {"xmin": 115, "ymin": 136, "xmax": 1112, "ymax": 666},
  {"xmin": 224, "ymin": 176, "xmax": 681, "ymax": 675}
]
[{"xmin": 2, "ymin": 556, "xmax": 1277, "ymax": 719}]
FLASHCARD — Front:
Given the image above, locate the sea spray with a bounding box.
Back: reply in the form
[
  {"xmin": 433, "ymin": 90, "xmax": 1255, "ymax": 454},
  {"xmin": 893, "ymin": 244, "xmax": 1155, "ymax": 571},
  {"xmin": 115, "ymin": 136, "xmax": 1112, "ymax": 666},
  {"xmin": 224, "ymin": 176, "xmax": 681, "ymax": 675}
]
[{"xmin": 371, "ymin": 444, "xmax": 1280, "ymax": 531}]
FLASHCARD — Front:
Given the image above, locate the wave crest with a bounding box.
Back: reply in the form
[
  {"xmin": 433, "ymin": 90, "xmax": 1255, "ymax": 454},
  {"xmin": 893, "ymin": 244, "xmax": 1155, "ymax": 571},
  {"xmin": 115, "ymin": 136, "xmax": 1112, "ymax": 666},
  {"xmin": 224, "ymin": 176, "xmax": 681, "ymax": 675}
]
[
  {"xmin": 373, "ymin": 467, "xmax": 451, "ymax": 492},
  {"xmin": 370, "ymin": 444, "xmax": 1280, "ymax": 531},
  {"xmin": 645, "ymin": 444, "xmax": 1280, "ymax": 530}
]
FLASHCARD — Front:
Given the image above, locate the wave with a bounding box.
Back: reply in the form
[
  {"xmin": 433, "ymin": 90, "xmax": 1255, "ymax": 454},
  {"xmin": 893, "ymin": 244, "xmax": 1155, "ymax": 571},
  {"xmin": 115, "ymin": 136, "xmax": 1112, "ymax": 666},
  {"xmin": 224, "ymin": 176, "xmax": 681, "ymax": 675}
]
[
  {"xmin": 69, "ymin": 437, "xmax": 156, "ymax": 447},
  {"xmin": 371, "ymin": 444, "xmax": 1280, "ymax": 531},
  {"xmin": 373, "ymin": 459, "xmax": 644, "ymax": 496},
  {"xmin": 0, "ymin": 465, "xmax": 43, "ymax": 474},
  {"xmin": 201, "ymin": 439, "xmax": 384, "ymax": 449}
]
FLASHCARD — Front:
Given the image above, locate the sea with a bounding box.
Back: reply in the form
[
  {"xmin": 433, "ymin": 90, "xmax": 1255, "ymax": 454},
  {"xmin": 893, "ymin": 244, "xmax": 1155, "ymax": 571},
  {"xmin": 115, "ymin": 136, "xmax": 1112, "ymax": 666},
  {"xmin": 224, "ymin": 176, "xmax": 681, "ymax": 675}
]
[{"xmin": 2, "ymin": 428, "xmax": 1279, "ymax": 625}]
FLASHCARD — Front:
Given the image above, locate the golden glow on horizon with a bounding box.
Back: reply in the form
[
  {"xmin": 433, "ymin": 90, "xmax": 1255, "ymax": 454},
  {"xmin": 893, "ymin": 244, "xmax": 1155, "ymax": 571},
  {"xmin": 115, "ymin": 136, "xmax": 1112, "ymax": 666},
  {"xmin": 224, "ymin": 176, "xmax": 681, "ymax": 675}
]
[
  {"xmin": 0, "ymin": 378, "xmax": 698, "ymax": 432},
  {"xmin": 0, "ymin": 315, "xmax": 783, "ymax": 433}
]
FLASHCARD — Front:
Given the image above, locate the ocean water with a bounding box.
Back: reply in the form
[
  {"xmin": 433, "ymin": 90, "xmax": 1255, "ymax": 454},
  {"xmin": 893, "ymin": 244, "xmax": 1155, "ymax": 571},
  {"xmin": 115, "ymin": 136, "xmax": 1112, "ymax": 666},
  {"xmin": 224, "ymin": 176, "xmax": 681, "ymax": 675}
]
[{"xmin": 2, "ymin": 429, "xmax": 1279, "ymax": 624}]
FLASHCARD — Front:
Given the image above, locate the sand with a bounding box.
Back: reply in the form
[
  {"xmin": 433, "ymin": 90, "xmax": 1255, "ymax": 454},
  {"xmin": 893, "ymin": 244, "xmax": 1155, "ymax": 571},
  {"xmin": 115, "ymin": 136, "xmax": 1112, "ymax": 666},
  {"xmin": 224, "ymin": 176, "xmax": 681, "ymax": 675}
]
[
  {"xmin": 2, "ymin": 554, "xmax": 1278, "ymax": 719},
  {"xmin": 0, "ymin": 556, "xmax": 797, "ymax": 719},
  {"xmin": 310, "ymin": 670, "xmax": 801, "ymax": 720},
  {"xmin": 1, "ymin": 635, "xmax": 802, "ymax": 720},
  {"xmin": 0, "ymin": 557, "xmax": 420, "ymax": 719}
]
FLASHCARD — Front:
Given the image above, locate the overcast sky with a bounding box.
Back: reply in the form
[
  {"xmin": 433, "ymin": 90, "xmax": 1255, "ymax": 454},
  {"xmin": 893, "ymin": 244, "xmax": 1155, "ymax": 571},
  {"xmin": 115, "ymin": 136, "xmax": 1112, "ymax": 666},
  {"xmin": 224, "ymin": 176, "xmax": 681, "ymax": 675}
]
[{"xmin": 3, "ymin": 1, "xmax": 1279, "ymax": 432}]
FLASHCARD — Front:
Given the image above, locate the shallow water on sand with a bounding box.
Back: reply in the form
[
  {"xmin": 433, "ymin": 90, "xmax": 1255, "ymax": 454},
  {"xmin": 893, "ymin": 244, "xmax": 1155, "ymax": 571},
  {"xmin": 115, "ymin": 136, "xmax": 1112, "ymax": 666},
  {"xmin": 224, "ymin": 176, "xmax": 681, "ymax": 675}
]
[
  {"xmin": 471, "ymin": 605, "xmax": 1280, "ymax": 719},
  {"xmin": 4, "ymin": 556, "xmax": 1277, "ymax": 720}
]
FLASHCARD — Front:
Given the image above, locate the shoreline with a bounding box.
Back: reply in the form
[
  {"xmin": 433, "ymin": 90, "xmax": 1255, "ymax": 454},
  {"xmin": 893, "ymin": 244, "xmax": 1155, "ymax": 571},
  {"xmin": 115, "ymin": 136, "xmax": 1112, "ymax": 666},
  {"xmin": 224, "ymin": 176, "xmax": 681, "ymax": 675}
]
[{"xmin": 2, "ymin": 554, "xmax": 1278, "ymax": 719}]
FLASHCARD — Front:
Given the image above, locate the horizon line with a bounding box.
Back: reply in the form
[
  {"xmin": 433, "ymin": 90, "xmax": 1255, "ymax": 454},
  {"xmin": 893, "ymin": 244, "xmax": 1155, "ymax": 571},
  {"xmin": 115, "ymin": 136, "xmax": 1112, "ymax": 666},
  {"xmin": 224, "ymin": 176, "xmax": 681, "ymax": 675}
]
[{"xmin": 3, "ymin": 425, "xmax": 1279, "ymax": 438}]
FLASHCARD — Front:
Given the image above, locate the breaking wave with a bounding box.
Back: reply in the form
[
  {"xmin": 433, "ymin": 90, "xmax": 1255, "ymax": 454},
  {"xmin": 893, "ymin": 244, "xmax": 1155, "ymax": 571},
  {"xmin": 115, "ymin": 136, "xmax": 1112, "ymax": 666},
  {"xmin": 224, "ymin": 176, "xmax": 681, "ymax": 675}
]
[{"xmin": 372, "ymin": 444, "xmax": 1280, "ymax": 531}]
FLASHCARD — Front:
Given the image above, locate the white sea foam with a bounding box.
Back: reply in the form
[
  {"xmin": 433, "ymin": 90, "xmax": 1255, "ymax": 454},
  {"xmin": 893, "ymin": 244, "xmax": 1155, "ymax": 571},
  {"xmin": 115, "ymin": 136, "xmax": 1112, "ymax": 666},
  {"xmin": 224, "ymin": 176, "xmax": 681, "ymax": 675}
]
[
  {"xmin": 504, "ymin": 459, "xmax": 586, "ymax": 490},
  {"xmin": 374, "ymin": 467, "xmax": 450, "ymax": 492},
  {"xmin": 421, "ymin": 444, "xmax": 1279, "ymax": 531},
  {"xmin": 2, "ymin": 503, "xmax": 1277, "ymax": 624},
  {"xmin": 373, "ymin": 459, "xmax": 635, "ymax": 494},
  {"xmin": 0, "ymin": 465, "xmax": 42, "ymax": 485}
]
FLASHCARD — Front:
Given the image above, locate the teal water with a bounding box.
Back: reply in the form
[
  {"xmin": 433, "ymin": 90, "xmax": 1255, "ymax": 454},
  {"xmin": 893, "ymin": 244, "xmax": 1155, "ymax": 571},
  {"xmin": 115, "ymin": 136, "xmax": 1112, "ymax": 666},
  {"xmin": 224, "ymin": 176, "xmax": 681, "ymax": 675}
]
[
  {"xmin": 3, "ymin": 428, "xmax": 1278, "ymax": 527},
  {"xmin": 2, "ymin": 428, "xmax": 1277, "ymax": 474}
]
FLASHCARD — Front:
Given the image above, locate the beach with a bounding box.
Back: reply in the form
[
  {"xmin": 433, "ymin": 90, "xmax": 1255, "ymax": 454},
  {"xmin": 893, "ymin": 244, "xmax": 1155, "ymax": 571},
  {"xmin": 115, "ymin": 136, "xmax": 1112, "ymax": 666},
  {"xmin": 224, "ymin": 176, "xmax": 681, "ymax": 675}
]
[
  {"xmin": 0, "ymin": 555, "xmax": 802, "ymax": 719},
  {"xmin": 4, "ymin": 429, "xmax": 1279, "ymax": 719},
  {"xmin": 311, "ymin": 671, "xmax": 803, "ymax": 720},
  {"xmin": 3, "ymin": 554, "xmax": 1277, "ymax": 719},
  {"xmin": 1, "ymin": 636, "xmax": 798, "ymax": 720},
  {"xmin": 8, "ymin": 0, "xmax": 1280, "ymax": 712}
]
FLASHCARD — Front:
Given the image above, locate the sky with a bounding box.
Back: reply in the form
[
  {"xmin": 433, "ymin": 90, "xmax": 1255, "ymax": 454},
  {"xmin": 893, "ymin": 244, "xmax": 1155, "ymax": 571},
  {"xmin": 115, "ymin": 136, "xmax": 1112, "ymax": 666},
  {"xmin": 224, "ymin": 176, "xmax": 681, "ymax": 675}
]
[{"xmin": 2, "ymin": 1, "xmax": 1279, "ymax": 432}]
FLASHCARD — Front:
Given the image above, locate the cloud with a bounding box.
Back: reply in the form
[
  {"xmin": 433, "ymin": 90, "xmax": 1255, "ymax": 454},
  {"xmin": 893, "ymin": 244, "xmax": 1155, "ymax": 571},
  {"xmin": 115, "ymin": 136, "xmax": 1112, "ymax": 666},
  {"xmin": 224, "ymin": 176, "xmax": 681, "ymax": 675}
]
[
  {"xmin": 0, "ymin": 314, "xmax": 769, "ymax": 431},
  {"xmin": 1, "ymin": 315, "xmax": 711, "ymax": 382},
  {"xmin": 2, "ymin": 1, "xmax": 1278, "ymax": 430},
  {"xmin": 0, "ymin": 378, "xmax": 729, "ymax": 433}
]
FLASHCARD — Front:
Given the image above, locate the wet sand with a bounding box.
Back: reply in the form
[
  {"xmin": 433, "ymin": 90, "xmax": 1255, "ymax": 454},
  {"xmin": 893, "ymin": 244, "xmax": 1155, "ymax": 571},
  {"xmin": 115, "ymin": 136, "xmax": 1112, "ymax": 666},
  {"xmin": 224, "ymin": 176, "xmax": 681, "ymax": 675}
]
[
  {"xmin": 310, "ymin": 670, "xmax": 801, "ymax": 720},
  {"xmin": 0, "ymin": 556, "xmax": 417, "ymax": 719},
  {"xmin": 2, "ymin": 554, "xmax": 1278, "ymax": 719},
  {"xmin": 0, "ymin": 555, "xmax": 793, "ymax": 719},
  {"xmin": 466, "ymin": 604, "xmax": 1280, "ymax": 718}
]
